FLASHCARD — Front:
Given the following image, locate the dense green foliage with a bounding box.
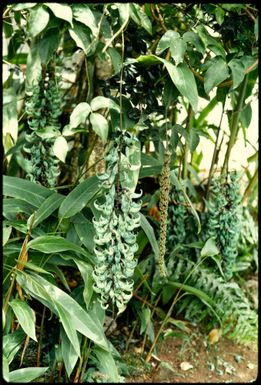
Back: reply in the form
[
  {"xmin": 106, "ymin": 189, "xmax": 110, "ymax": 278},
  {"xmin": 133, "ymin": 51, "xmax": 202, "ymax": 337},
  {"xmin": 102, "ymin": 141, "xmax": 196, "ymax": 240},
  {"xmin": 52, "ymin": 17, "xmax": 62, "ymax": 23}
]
[{"xmin": 3, "ymin": 3, "xmax": 258, "ymax": 383}]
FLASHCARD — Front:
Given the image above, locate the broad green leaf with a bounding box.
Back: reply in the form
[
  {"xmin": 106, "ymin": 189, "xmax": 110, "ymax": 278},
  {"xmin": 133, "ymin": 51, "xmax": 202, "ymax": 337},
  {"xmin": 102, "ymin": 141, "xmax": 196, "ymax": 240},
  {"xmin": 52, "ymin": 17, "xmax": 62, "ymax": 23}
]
[
  {"xmin": 254, "ymin": 16, "xmax": 258, "ymax": 41},
  {"xmin": 197, "ymin": 25, "xmax": 226, "ymax": 58},
  {"xmin": 3, "ymin": 88, "xmax": 18, "ymax": 145},
  {"xmin": 204, "ymin": 56, "xmax": 230, "ymax": 94},
  {"xmin": 55, "ymin": 302, "xmax": 81, "ymax": 357},
  {"xmin": 107, "ymin": 47, "xmax": 122, "ymax": 75},
  {"xmin": 183, "ymin": 31, "xmax": 205, "ymax": 55},
  {"xmin": 69, "ymin": 102, "xmax": 91, "ymax": 129},
  {"xmin": 130, "ymin": 3, "xmax": 152, "ymax": 35},
  {"xmin": 90, "ymin": 113, "xmax": 109, "ymax": 143},
  {"xmin": 9, "ymin": 299, "xmax": 37, "ymax": 342},
  {"xmin": 90, "ymin": 96, "xmax": 120, "ymax": 112},
  {"xmin": 73, "ymin": 214, "xmax": 95, "ymax": 252},
  {"xmin": 25, "ymin": 41, "xmax": 42, "ymax": 90},
  {"xmin": 200, "ymin": 237, "xmax": 220, "ymax": 257},
  {"xmin": 27, "ymin": 236, "xmax": 94, "ymax": 263},
  {"xmin": 74, "ymin": 260, "xmax": 94, "ymax": 309},
  {"xmin": 240, "ymin": 103, "xmax": 252, "ymax": 129},
  {"xmin": 3, "ymin": 329, "xmax": 25, "ymax": 365},
  {"xmin": 69, "ymin": 22, "xmax": 96, "ymax": 56},
  {"xmin": 139, "ymin": 165, "xmax": 162, "ymax": 178},
  {"xmin": 72, "ymin": 4, "xmax": 98, "ymax": 36},
  {"xmin": 196, "ymin": 96, "xmax": 218, "ymax": 125},
  {"xmin": 12, "ymin": 3, "xmax": 37, "ymax": 10},
  {"xmin": 118, "ymin": 3, "xmax": 130, "ymax": 23},
  {"xmin": 170, "ymin": 170, "xmax": 201, "ymax": 233},
  {"xmin": 137, "ymin": 55, "xmax": 198, "ymax": 112},
  {"xmin": 215, "ymin": 6, "xmax": 225, "ymax": 25},
  {"xmin": 15, "ymin": 261, "xmax": 54, "ymax": 276},
  {"xmin": 93, "ymin": 346, "xmax": 121, "ymax": 383},
  {"xmin": 38, "ymin": 27, "xmax": 61, "ymax": 64},
  {"xmin": 140, "ymin": 213, "xmax": 159, "ymax": 260},
  {"xmin": 3, "ymin": 355, "xmax": 9, "ymax": 382},
  {"xmin": 16, "ymin": 271, "xmax": 109, "ymax": 350},
  {"xmin": 189, "ymin": 130, "xmax": 200, "ymax": 152},
  {"xmin": 53, "ymin": 135, "xmax": 68, "ymax": 162},
  {"xmin": 45, "ymin": 3, "xmax": 73, "ymax": 27},
  {"xmin": 228, "ymin": 58, "xmax": 246, "ymax": 90},
  {"xmin": 163, "ymin": 80, "xmax": 179, "ymax": 108},
  {"xmin": 60, "ymin": 328, "xmax": 79, "ymax": 377},
  {"xmin": 156, "ymin": 30, "xmax": 180, "ymax": 55},
  {"xmin": 8, "ymin": 367, "xmax": 48, "ymax": 383},
  {"xmin": 28, "ymin": 5, "xmax": 50, "ymax": 38},
  {"xmin": 3, "ymin": 175, "xmax": 52, "ymax": 208},
  {"xmin": 59, "ymin": 176, "xmax": 100, "ymax": 219},
  {"xmin": 141, "ymin": 153, "xmax": 161, "ymax": 167},
  {"xmin": 170, "ymin": 37, "xmax": 187, "ymax": 66},
  {"xmin": 3, "ymin": 226, "xmax": 12, "ymax": 246},
  {"xmin": 29, "ymin": 192, "xmax": 65, "ymax": 228}
]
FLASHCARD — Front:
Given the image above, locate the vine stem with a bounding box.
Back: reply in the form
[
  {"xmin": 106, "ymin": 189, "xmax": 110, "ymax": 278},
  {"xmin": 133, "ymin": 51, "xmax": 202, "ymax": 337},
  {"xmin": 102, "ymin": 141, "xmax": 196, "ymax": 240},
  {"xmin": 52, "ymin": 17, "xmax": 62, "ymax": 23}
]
[{"xmin": 221, "ymin": 74, "xmax": 249, "ymax": 176}]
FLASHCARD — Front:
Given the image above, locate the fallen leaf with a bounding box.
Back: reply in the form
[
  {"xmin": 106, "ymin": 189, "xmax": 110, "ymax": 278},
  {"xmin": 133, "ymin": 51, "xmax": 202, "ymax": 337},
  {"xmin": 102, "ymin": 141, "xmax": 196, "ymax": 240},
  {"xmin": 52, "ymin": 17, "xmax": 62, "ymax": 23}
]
[
  {"xmin": 180, "ymin": 362, "xmax": 193, "ymax": 371},
  {"xmin": 208, "ymin": 328, "xmax": 221, "ymax": 344}
]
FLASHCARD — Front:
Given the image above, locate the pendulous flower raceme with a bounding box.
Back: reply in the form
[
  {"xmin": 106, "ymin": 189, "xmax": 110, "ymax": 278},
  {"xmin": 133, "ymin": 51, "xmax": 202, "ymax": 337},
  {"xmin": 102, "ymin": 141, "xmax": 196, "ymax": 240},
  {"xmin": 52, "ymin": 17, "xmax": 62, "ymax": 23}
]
[
  {"xmin": 92, "ymin": 131, "xmax": 141, "ymax": 314},
  {"xmin": 204, "ymin": 172, "xmax": 242, "ymax": 280},
  {"xmin": 24, "ymin": 68, "xmax": 61, "ymax": 187}
]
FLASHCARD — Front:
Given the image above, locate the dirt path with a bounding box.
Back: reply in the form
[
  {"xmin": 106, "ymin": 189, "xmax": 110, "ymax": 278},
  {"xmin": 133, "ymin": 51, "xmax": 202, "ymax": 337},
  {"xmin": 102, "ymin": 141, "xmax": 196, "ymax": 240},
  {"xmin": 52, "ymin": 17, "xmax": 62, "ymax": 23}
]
[{"xmin": 126, "ymin": 332, "xmax": 258, "ymax": 383}]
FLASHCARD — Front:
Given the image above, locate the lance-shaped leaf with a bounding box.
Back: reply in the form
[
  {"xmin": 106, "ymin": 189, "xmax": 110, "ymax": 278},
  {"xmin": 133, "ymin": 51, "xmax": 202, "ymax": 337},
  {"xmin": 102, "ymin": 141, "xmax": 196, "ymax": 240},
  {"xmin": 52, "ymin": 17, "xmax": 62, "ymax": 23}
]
[
  {"xmin": 9, "ymin": 299, "xmax": 37, "ymax": 342},
  {"xmin": 140, "ymin": 213, "xmax": 160, "ymax": 260},
  {"xmin": 59, "ymin": 176, "xmax": 100, "ymax": 219},
  {"xmin": 8, "ymin": 367, "xmax": 48, "ymax": 383}
]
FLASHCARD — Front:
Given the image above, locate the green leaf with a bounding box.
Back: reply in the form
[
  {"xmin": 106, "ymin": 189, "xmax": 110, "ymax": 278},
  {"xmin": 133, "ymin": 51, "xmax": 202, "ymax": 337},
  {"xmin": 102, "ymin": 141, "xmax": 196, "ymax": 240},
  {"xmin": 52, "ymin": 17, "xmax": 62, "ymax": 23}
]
[
  {"xmin": 74, "ymin": 260, "xmax": 94, "ymax": 309},
  {"xmin": 92, "ymin": 346, "xmax": 121, "ymax": 383},
  {"xmin": 140, "ymin": 213, "xmax": 160, "ymax": 260},
  {"xmin": 204, "ymin": 56, "xmax": 230, "ymax": 94},
  {"xmin": 197, "ymin": 25, "xmax": 226, "ymax": 59},
  {"xmin": 72, "ymin": 4, "xmax": 98, "ymax": 36},
  {"xmin": 25, "ymin": 41, "xmax": 42, "ymax": 90},
  {"xmin": 163, "ymin": 60, "xmax": 198, "ymax": 112},
  {"xmin": 170, "ymin": 170, "xmax": 201, "ymax": 234},
  {"xmin": 240, "ymin": 103, "xmax": 252, "ymax": 129},
  {"xmin": 68, "ymin": 102, "xmax": 91, "ymax": 130},
  {"xmin": 3, "ymin": 175, "xmax": 52, "ymax": 208},
  {"xmin": 139, "ymin": 165, "xmax": 162, "ymax": 178},
  {"xmin": 156, "ymin": 30, "xmax": 180, "ymax": 55},
  {"xmin": 15, "ymin": 261, "xmax": 54, "ymax": 276},
  {"xmin": 90, "ymin": 96, "xmax": 120, "ymax": 112},
  {"xmin": 44, "ymin": 3, "xmax": 73, "ymax": 27},
  {"xmin": 53, "ymin": 135, "xmax": 68, "ymax": 162},
  {"xmin": 27, "ymin": 236, "xmax": 94, "ymax": 264},
  {"xmin": 27, "ymin": 5, "xmax": 50, "ymax": 38},
  {"xmin": 215, "ymin": 6, "xmax": 225, "ymax": 25},
  {"xmin": 73, "ymin": 214, "xmax": 95, "ymax": 252},
  {"xmin": 196, "ymin": 96, "xmax": 218, "ymax": 125},
  {"xmin": 3, "ymin": 225, "xmax": 12, "ymax": 246},
  {"xmin": 170, "ymin": 37, "xmax": 187, "ymax": 66},
  {"xmin": 69, "ymin": 22, "xmax": 96, "ymax": 56},
  {"xmin": 12, "ymin": 3, "xmax": 37, "ymax": 11},
  {"xmin": 8, "ymin": 367, "xmax": 48, "ymax": 383},
  {"xmin": 56, "ymin": 302, "xmax": 81, "ymax": 357},
  {"xmin": 59, "ymin": 176, "xmax": 100, "ymax": 219},
  {"xmin": 9, "ymin": 299, "xmax": 37, "ymax": 342},
  {"xmin": 200, "ymin": 237, "xmax": 220, "ymax": 257},
  {"xmin": 89, "ymin": 113, "xmax": 108, "ymax": 143},
  {"xmin": 189, "ymin": 130, "xmax": 200, "ymax": 152},
  {"xmin": 254, "ymin": 16, "xmax": 258, "ymax": 41},
  {"xmin": 228, "ymin": 58, "xmax": 246, "ymax": 90},
  {"xmin": 60, "ymin": 328, "xmax": 79, "ymax": 377},
  {"xmin": 16, "ymin": 271, "xmax": 109, "ymax": 351},
  {"xmin": 2, "ymin": 355, "xmax": 9, "ymax": 382},
  {"xmin": 130, "ymin": 3, "xmax": 152, "ymax": 35},
  {"xmin": 29, "ymin": 192, "xmax": 65, "ymax": 229},
  {"xmin": 183, "ymin": 31, "xmax": 205, "ymax": 55},
  {"xmin": 38, "ymin": 27, "xmax": 61, "ymax": 64},
  {"xmin": 107, "ymin": 47, "xmax": 122, "ymax": 75},
  {"xmin": 3, "ymin": 329, "xmax": 25, "ymax": 365},
  {"xmin": 3, "ymin": 88, "xmax": 18, "ymax": 146}
]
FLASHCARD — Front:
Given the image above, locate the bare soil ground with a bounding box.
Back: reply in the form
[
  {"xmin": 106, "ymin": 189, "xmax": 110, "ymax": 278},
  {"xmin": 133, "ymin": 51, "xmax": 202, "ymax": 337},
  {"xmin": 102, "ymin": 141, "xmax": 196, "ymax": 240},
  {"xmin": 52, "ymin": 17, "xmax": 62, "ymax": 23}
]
[{"xmin": 126, "ymin": 331, "xmax": 258, "ymax": 383}]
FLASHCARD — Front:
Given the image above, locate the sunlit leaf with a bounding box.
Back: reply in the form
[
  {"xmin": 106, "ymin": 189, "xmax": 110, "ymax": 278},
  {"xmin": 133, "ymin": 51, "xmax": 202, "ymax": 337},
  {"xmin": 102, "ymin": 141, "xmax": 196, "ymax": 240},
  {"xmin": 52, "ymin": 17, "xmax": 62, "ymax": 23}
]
[
  {"xmin": 45, "ymin": 3, "xmax": 73, "ymax": 27},
  {"xmin": 27, "ymin": 5, "xmax": 50, "ymax": 38},
  {"xmin": 90, "ymin": 112, "xmax": 108, "ymax": 143},
  {"xmin": 8, "ymin": 367, "xmax": 48, "ymax": 383},
  {"xmin": 9, "ymin": 299, "xmax": 37, "ymax": 341},
  {"xmin": 53, "ymin": 135, "xmax": 68, "ymax": 162}
]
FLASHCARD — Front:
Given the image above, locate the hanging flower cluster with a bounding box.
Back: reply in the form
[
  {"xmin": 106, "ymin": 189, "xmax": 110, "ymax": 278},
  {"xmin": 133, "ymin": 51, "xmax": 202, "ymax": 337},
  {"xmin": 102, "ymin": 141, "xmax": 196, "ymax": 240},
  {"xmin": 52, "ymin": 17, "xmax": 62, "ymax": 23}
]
[
  {"xmin": 24, "ymin": 68, "xmax": 61, "ymax": 187},
  {"xmin": 204, "ymin": 172, "xmax": 242, "ymax": 280},
  {"xmin": 92, "ymin": 131, "xmax": 141, "ymax": 314}
]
